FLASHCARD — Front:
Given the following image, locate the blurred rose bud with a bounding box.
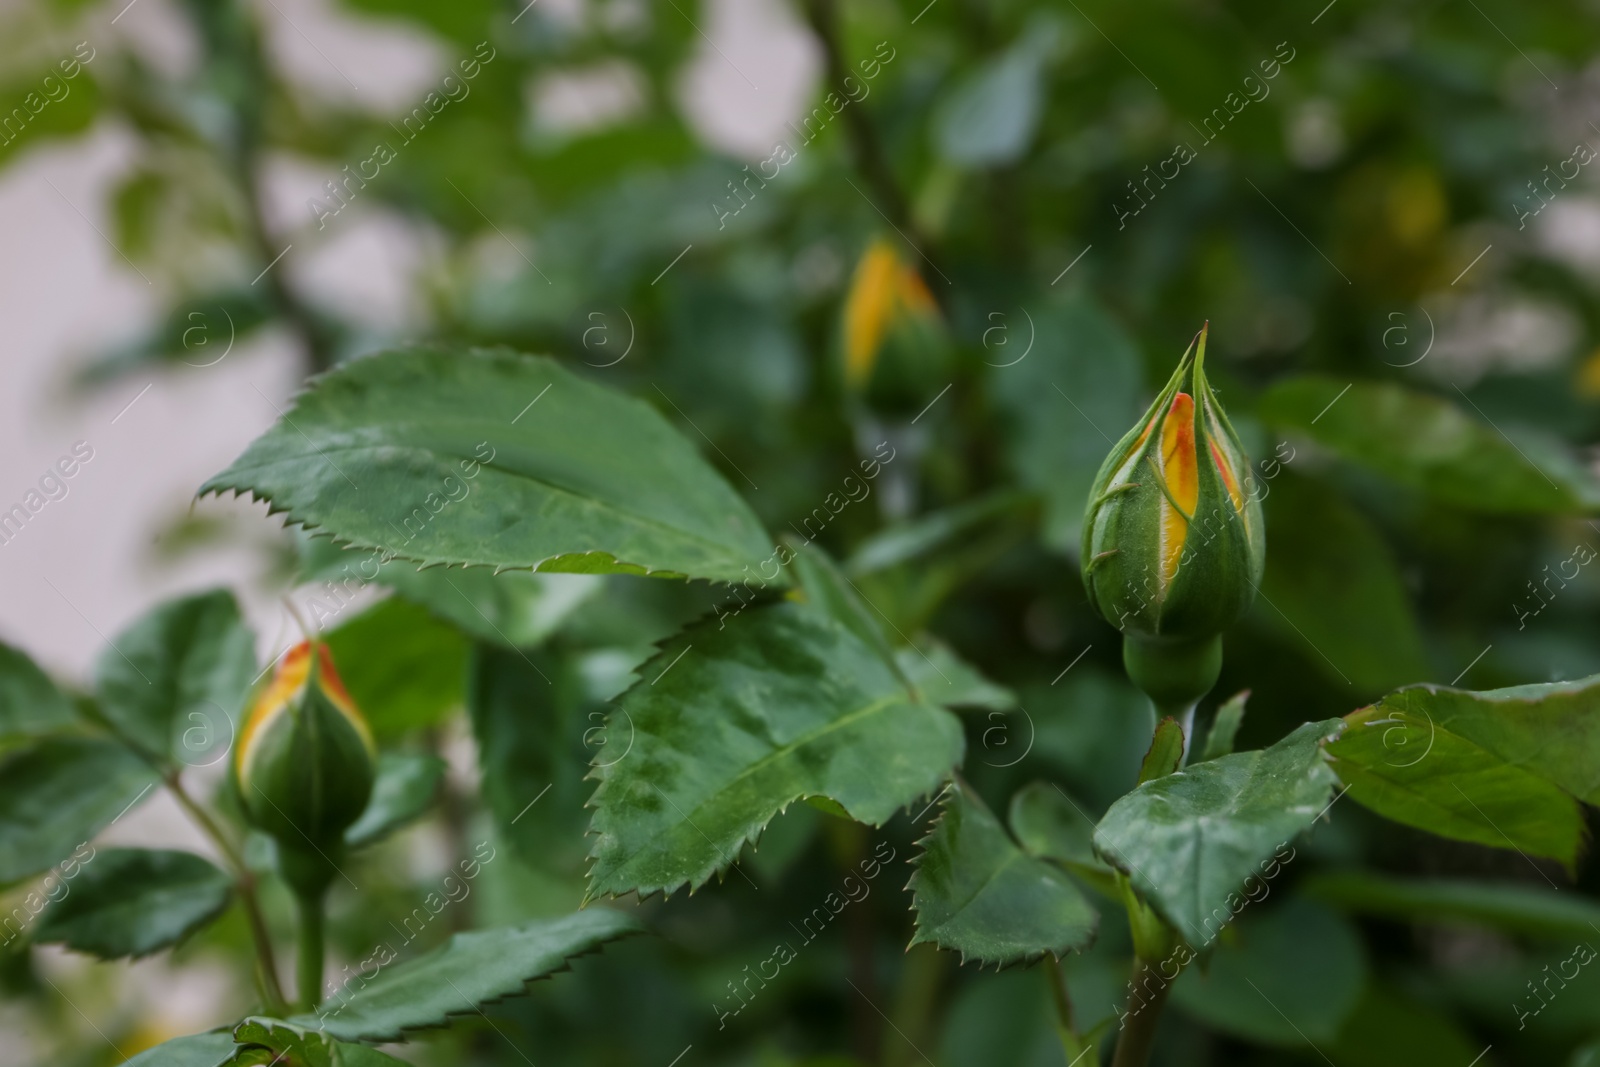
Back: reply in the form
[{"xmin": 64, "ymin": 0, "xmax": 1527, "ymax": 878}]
[
  {"xmin": 841, "ymin": 237, "xmax": 949, "ymax": 413},
  {"xmin": 234, "ymin": 641, "xmax": 375, "ymax": 878},
  {"xmin": 1080, "ymin": 325, "xmax": 1264, "ymax": 709}
]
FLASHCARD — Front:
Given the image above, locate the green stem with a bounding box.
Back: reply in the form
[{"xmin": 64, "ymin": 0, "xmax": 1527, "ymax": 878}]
[
  {"xmin": 295, "ymin": 889, "xmax": 327, "ymax": 1011},
  {"xmin": 1044, "ymin": 956, "xmax": 1082, "ymax": 1061},
  {"xmin": 166, "ymin": 773, "xmax": 287, "ymax": 1011},
  {"xmin": 884, "ymin": 943, "xmax": 945, "ymax": 1067},
  {"xmin": 1110, "ymin": 957, "xmax": 1172, "ymax": 1067}
]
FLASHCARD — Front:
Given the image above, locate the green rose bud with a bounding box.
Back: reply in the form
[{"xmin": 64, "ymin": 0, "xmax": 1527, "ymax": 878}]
[
  {"xmin": 840, "ymin": 237, "xmax": 951, "ymax": 415},
  {"xmin": 234, "ymin": 640, "xmax": 375, "ymax": 896},
  {"xmin": 1080, "ymin": 324, "xmax": 1265, "ymax": 712}
]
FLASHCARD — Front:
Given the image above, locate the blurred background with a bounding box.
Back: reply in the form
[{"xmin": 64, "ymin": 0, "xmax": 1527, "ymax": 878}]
[{"xmin": 6, "ymin": 0, "xmax": 1600, "ymax": 1063}]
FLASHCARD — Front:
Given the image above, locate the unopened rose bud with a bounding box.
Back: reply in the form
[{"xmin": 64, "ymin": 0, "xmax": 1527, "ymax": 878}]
[
  {"xmin": 1081, "ymin": 324, "xmax": 1265, "ymax": 711},
  {"xmin": 841, "ymin": 237, "xmax": 949, "ymax": 413},
  {"xmin": 234, "ymin": 641, "xmax": 375, "ymax": 893}
]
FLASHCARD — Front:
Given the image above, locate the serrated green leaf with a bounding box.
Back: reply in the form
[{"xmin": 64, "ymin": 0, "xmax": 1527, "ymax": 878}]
[
  {"xmin": 909, "ymin": 783, "xmax": 1097, "ymax": 966},
  {"xmin": 789, "ymin": 541, "xmax": 898, "ymax": 673},
  {"xmin": 345, "ymin": 754, "xmax": 446, "ymax": 849},
  {"xmin": 0, "ymin": 641, "xmax": 77, "ymax": 749},
  {"xmin": 1353, "ymin": 673, "xmax": 1600, "ymax": 800},
  {"xmin": 322, "ymin": 597, "xmax": 467, "ymax": 740},
  {"xmin": 1260, "ymin": 376, "xmax": 1600, "ymax": 513},
  {"xmin": 1306, "ymin": 870, "xmax": 1600, "ymax": 941},
  {"xmin": 1256, "ymin": 472, "xmax": 1428, "ymax": 692},
  {"xmin": 118, "ymin": 1031, "xmax": 236, "ymax": 1067},
  {"xmin": 1169, "ymin": 897, "xmax": 1365, "ymax": 1046},
  {"xmin": 1093, "ymin": 720, "xmax": 1344, "ymax": 942},
  {"xmin": 1006, "ymin": 780, "xmax": 1115, "ymax": 895},
  {"xmin": 1138, "ymin": 718, "xmax": 1185, "ymax": 783},
  {"xmin": 0, "ymin": 738, "xmax": 158, "ymax": 883},
  {"xmin": 278, "ymin": 911, "xmax": 641, "ymax": 1041},
  {"xmin": 467, "ymin": 644, "xmax": 591, "ymax": 869},
  {"xmin": 1326, "ymin": 677, "xmax": 1600, "ymax": 871},
  {"xmin": 1197, "ymin": 690, "xmax": 1248, "ymax": 762},
  {"xmin": 584, "ymin": 601, "xmax": 964, "ymax": 900},
  {"xmin": 95, "ymin": 589, "xmax": 256, "ymax": 767},
  {"xmin": 895, "ymin": 637, "xmax": 1016, "ymax": 711},
  {"xmin": 201, "ymin": 347, "xmax": 777, "ymax": 584},
  {"xmin": 34, "ymin": 848, "xmax": 230, "ymax": 958},
  {"xmin": 232, "ymin": 1019, "xmax": 409, "ymax": 1066}
]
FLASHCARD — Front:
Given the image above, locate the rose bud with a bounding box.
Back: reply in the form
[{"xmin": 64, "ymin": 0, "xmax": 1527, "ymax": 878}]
[
  {"xmin": 234, "ymin": 640, "xmax": 375, "ymax": 893},
  {"xmin": 1080, "ymin": 324, "xmax": 1265, "ymax": 714},
  {"xmin": 840, "ymin": 237, "xmax": 950, "ymax": 414}
]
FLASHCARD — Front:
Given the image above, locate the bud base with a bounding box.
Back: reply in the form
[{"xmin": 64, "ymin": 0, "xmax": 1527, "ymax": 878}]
[{"xmin": 1122, "ymin": 634, "xmax": 1222, "ymax": 717}]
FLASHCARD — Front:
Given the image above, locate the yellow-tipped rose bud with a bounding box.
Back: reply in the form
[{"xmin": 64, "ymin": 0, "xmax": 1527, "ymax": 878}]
[
  {"xmin": 1080, "ymin": 324, "xmax": 1264, "ymax": 711},
  {"xmin": 841, "ymin": 237, "xmax": 949, "ymax": 412},
  {"xmin": 234, "ymin": 641, "xmax": 375, "ymax": 890}
]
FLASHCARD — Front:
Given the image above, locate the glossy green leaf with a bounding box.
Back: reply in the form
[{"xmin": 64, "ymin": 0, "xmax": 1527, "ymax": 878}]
[
  {"xmin": 1364, "ymin": 674, "xmax": 1600, "ymax": 801},
  {"xmin": 0, "ymin": 738, "xmax": 158, "ymax": 883},
  {"xmin": 909, "ymin": 783, "xmax": 1097, "ymax": 966},
  {"xmin": 1331, "ymin": 707, "xmax": 1579, "ymax": 868},
  {"xmin": 34, "ymin": 848, "xmax": 230, "ymax": 958},
  {"xmin": 1169, "ymin": 897, "xmax": 1366, "ymax": 1045},
  {"xmin": 95, "ymin": 589, "xmax": 256, "ymax": 766},
  {"xmin": 1006, "ymin": 780, "xmax": 1117, "ymax": 896},
  {"xmin": 232, "ymin": 1019, "xmax": 409, "ymax": 1066},
  {"xmin": 1325, "ymin": 675, "xmax": 1600, "ymax": 871},
  {"xmin": 1256, "ymin": 472, "xmax": 1428, "ymax": 692},
  {"xmin": 467, "ymin": 644, "xmax": 592, "ymax": 868},
  {"xmin": 0, "ymin": 641, "xmax": 76, "ymax": 748},
  {"xmin": 323, "ymin": 597, "xmax": 467, "ymax": 740},
  {"xmin": 279, "ymin": 911, "xmax": 642, "ymax": 1041},
  {"xmin": 584, "ymin": 601, "xmax": 964, "ymax": 899},
  {"xmin": 117, "ymin": 1031, "xmax": 236, "ymax": 1067},
  {"xmin": 1306, "ymin": 870, "xmax": 1600, "ymax": 941},
  {"xmin": 1093, "ymin": 720, "xmax": 1344, "ymax": 942},
  {"xmin": 1138, "ymin": 718, "xmax": 1185, "ymax": 783},
  {"xmin": 201, "ymin": 347, "xmax": 776, "ymax": 584},
  {"xmin": 1197, "ymin": 690, "xmax": 1248, "ymax": 762},
  {"xmin": 895, "ymin": 637, "xmax": 1016, "ymax": 711},
  {"xmin": 345, "ymin": 754, "xmax": 446, "ymax": 848},
  {"xmin": 991, "ymin": 297, "xmax": 1145, "ymax": 552},
  {"xmin": 1259, "ymin": 376, "xmax": 1600, "ymax": 513}
]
